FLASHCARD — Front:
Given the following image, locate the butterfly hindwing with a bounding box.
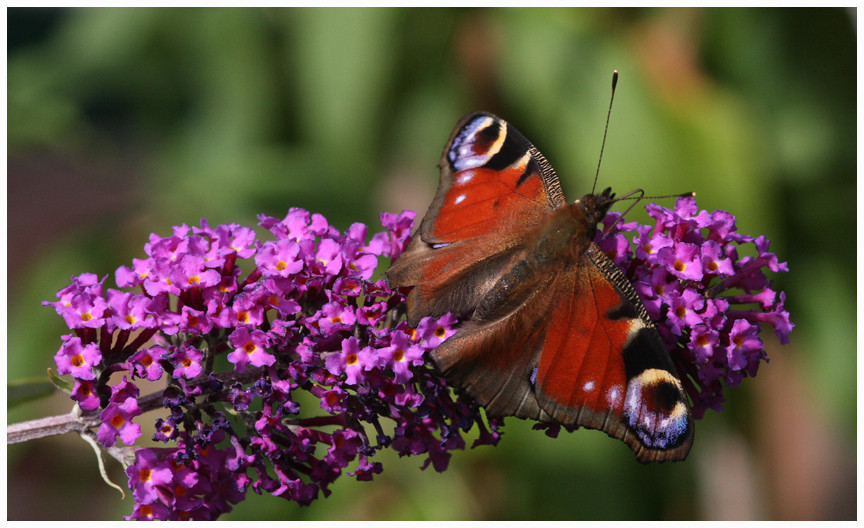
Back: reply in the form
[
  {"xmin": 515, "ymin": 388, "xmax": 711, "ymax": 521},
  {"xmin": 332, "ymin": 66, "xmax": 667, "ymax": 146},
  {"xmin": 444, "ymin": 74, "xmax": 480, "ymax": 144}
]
[
  {"xmin": 532, "ymin": 245, "xmax": 693, "ymax": 463},
  {"xmin": 430, "ymin": 247, "xmax": 561, "ymax": 422}
]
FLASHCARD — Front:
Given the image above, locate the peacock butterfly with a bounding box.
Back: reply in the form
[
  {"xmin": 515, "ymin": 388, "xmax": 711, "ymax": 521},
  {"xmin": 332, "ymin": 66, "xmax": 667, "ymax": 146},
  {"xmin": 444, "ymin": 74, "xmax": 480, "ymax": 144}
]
[{"xmin": 386, "ymin": 107, "xmax": 694, "ymax": 463}]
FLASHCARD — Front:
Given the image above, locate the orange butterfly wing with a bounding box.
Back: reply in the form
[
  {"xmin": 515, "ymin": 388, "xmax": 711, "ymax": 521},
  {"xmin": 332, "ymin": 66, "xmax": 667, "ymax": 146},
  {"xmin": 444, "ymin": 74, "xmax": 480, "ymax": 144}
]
[
  {"xmin": 531, "ymin": 246, "xmax": 693, "ymax": 462},
  {"xmin": 387, "ymin": 112, "xmax": 564, "ymax": 325}
]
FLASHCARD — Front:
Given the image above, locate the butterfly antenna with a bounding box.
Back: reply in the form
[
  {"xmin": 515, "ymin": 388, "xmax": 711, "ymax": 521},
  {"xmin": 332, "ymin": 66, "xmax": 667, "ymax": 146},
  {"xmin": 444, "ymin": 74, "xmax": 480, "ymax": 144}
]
[
  {"xmin": 592, "ymin": 70, "xmax": 619, "ymax": 195},
  {"xmin": 615, "ymin": 190, "xmax": 697, "ymax": 202}
]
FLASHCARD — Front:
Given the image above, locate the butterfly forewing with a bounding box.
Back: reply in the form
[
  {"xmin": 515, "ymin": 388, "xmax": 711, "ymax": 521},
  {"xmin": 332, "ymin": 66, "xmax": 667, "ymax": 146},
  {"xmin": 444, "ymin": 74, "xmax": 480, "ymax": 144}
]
[
  {"xmin": 418, "ymin": 112, "xmax": 565, "ymax": 244},
  {"xmin": 387, "ymin": 112, "xmax": 564, "ymax": 325}
]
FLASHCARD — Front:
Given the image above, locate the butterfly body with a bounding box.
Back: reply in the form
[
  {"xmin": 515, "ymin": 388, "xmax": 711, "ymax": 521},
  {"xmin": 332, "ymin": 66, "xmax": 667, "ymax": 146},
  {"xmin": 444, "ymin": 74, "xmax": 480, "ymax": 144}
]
[{"xmin": 387, "ymin": 112, "xmax": 693, "ymax": 462}]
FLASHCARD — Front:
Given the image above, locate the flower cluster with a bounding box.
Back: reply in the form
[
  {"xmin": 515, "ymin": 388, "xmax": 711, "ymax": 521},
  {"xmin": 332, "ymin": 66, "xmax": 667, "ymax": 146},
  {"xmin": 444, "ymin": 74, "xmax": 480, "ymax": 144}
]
[
  {"xmin": 44, "ymin": 197, "xmax": 791, "ymax": 519},
  {"xmin": 45, "ymin": 208, "xmax": 499, "ymax": 520},
  {"xmin": 594, "ymin": 197, "xmax": 793, "ymax": 416}
]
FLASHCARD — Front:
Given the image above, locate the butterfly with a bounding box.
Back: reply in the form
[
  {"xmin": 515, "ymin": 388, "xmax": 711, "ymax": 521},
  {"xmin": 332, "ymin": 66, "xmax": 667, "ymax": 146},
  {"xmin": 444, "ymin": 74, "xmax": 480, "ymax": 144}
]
[{"xmin": 386, "ymin": 111, "xmax": 694, "ymax": 463}]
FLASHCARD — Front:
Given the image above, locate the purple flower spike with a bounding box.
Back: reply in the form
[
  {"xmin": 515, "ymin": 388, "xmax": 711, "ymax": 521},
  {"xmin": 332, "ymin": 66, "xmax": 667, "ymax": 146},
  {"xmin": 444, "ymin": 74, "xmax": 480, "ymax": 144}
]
[{"xmin": 43, "ymin": 195, "xmax": 787, "ymax": 519}]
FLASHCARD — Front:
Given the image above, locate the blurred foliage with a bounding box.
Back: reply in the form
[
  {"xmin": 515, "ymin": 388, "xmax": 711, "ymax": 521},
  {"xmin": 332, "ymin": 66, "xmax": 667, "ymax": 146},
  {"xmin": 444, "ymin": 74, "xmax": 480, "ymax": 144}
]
[{"xmin": 7, "ymin": 7, "xmax": 855, "ymax": 521}]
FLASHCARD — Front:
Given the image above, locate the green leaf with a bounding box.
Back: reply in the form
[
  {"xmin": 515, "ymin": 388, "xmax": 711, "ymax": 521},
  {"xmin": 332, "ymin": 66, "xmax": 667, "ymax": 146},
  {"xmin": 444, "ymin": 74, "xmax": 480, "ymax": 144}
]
[{"xmin": 46, "ymin": 367, "xmax": 75, "ymax": 392}]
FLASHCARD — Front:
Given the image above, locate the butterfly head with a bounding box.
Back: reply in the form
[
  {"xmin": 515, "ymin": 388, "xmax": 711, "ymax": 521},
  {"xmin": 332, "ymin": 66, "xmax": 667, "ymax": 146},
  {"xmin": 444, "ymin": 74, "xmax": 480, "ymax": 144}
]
[{"xmin": 578, "ymin": 187, "xmax": 616, "ymax": 228}]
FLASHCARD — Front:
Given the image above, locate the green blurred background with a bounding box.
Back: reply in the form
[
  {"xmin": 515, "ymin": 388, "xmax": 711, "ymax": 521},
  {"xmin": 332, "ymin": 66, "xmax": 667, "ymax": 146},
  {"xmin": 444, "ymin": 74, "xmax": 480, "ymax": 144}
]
[{"xmin": 7, "ymin": 7, "xmax": 856, "ymax": 520}]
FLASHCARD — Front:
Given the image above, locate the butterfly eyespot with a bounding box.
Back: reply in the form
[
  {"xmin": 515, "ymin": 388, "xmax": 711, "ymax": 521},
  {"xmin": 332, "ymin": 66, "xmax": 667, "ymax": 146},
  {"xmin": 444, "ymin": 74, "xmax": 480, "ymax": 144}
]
[
  {"xmin": 448, "ymin": 115, "xmax": 504, "ymax": 170},
  {"xmin": 623, "ymin": 369, "xmax": 690, "ymax": 449}
]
